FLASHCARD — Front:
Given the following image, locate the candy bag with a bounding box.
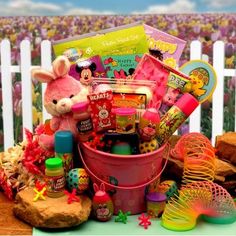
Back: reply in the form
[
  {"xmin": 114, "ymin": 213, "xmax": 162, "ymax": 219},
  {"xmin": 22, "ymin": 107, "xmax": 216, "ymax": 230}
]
[{"xmin": 87, "ymin": 90, "xmax": 115, "ymax": 132}]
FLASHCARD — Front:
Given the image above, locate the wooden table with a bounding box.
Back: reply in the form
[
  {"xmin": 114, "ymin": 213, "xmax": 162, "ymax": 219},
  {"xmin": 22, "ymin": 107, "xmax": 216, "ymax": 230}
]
[{"xmin": 0, "ymin": 191, "xmax": 32, "ymax": 235}]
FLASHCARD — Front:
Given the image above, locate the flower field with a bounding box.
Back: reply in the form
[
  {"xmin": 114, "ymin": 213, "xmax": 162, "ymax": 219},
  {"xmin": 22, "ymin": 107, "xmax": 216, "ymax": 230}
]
[{"xmin": 0, "ymin": 14, "xmax": 235, "ymax": 150}]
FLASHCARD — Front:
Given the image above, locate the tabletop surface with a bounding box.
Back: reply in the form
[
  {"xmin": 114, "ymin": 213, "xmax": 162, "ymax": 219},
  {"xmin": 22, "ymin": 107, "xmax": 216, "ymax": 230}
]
[
  {"xmin": 34, "ymin": 215, "xmax": 236, "ymax": 236},
  {"xmin": 0, "ymin": 191, "xmax": 235, "ymax": 236}
]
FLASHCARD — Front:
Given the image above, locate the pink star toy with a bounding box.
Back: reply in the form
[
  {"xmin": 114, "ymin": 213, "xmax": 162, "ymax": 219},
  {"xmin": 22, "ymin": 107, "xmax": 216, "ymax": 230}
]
[
  {"xmin": 64, "ymin": 188, "xmax": 80, "ymax": 204},
  {"xmin": 138, "ymin": 213, "xmax": 152, "ymax": 229}
]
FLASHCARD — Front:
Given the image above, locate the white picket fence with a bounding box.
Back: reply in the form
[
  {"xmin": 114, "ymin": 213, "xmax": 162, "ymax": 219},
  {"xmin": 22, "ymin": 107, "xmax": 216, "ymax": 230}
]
[{"xmin": 0, "ymin": 39, "xmax": 236, "ymax": 151}]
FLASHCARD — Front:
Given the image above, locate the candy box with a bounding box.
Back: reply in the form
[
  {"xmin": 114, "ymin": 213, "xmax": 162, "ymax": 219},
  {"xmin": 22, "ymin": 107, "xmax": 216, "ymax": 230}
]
[
  {"xmin": 144, "ymin": 24, "xmax": 186, "ymax": 68},
  {"xmin": 52, "ymin": 23, "xmax": 149, "ymax": 80},
  {"xmin": 53, "ymin": 22, "xmax": 148, "ymax": 59},
  {"xmin": 92, "ymin": 77, "xmax": 157, "ymax": 121},
  {"xmin": 133, "ymin": 54, "xmax": 191, "ymax": 110},
  {"xmin": 87, "ymin": 90, "xmax": 115, "ymax": 132}
]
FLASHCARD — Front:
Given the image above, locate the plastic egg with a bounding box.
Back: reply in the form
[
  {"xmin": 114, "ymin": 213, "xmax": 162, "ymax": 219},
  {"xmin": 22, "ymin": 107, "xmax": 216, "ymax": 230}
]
[
  {"xmin": 139, "ymin": 139, "xmax": 159, "ymax": 154},
  {"xmin": 66, "ymin": 168, "xmax": 89, "ymax": 193},
  {"xmin": 111, "ymin": 141, "xmax": 132, "ymax": 155}
]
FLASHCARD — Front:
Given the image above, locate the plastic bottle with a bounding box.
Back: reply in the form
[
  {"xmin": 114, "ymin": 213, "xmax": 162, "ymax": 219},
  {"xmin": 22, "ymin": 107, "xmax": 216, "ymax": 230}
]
[
  {"xmin": 55, "ymin": 131, "xmax": 73, "ymax": 175},
  {"xmin": 71, "ymin": 101, "xmax": 93, "ymax": 142},
  {"xmin": 45, "ymin": 157, "xmax": 66, "ymax": 198},
  {"xmin": 156, "ymin": 93, "xmax": 199, "ymax": 146}
]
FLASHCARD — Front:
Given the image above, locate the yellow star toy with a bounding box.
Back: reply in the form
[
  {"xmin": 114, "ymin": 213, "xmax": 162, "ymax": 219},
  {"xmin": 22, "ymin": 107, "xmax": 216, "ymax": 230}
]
[{"xmin": 33, "ymin": 187, "xmax": 46, "ymax": 202}]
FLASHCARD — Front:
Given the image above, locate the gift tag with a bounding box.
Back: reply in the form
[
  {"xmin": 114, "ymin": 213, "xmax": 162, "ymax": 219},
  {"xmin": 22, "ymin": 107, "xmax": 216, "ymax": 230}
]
[{"xmin": 179, "ymin": 60, "xmax": 217, "ymax": 103}]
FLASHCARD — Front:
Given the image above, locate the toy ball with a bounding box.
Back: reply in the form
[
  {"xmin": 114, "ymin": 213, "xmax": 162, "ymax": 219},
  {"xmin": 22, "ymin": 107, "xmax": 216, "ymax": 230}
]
[
  {"xmin": 66, "ymin": 168, "xmax": 89, "ymax": 194},
  {"xmin": 111, "ymin": 141, "xmax": 132, "ymax": 155},
  {"xmin": 139, "ymin": 139, "xmax": 159, "ymax": 154}
]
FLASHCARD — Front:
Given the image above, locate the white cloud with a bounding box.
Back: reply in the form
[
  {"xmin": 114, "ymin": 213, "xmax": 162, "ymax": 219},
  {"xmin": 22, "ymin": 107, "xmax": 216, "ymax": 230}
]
[
  {"xmin": 132, "ymin": 0, "xmax": 196, "ymax": 14},
  {"xmin": 0, "ymin": 0, "xmax": 115, "ymax": 16},
  {"xmin": 203, "ymin": 0, "xmax": 236, "ymax": 9},
  {"xmin": 0, "ymin": 0, "xmax": 62, "ymax": 16},
  {"xmin": 0, "ymin": 0, "xmax": 200, "ymax": 16},
  {"xmin": 1, "ymin": 0, "xmax": 234, "ymax": 16},
  {"xmin": 64, "ymin": 8, "xmax": 115, "ymax": 15}
]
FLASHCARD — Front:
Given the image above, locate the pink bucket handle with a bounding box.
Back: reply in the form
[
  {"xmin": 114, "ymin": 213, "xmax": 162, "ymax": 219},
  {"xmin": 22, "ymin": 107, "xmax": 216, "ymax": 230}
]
[{"xmin": 78, "ymin": 143, "xmax": 170, "ymax": 190}]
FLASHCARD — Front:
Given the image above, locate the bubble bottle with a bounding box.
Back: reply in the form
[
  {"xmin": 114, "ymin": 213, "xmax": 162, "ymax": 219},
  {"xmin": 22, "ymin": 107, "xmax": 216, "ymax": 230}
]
[
  {"xmin": 45, "ymin": 157, "xmax": 66, "ymax": 198},
  {"xmin": 55, "ymin": 130, "xmax": 73, "ymax": 175},
  {"xmin": 71, "ymin": 101, "xmax": 93, "ymax": 142}
]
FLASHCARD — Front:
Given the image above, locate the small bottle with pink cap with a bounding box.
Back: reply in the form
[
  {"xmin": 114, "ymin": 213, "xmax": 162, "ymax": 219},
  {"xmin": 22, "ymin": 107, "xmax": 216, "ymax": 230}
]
[
  {"xmin": 71, "ymin": 101, "xmax": 94, "ymax": 142},
  {"xmin": 114, "ymin": 107, "xmax": 136, "ymax": 134},
  {"xmin": 156, "ymin": 93, "xmax": 199, "ymax": 146}
]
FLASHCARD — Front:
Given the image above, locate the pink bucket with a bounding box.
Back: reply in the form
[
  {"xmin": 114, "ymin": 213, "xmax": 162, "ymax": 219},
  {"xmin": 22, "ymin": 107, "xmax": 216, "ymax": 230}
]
[{"xmin": 78, "ymin": 143, "xmax": 170, "ymax": 215}]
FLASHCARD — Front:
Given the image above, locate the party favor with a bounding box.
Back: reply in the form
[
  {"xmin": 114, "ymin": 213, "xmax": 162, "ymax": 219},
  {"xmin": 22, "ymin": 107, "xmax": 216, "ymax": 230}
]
[
  {"xmin": 179, "ymin": 60, "xmax": 217, "ymax": 103},
  {"xmin": 52, "ymin": 23, "xmax": 149, "ymax": 80},
  {"xmin": 144, "ymin": 24, "xmax": 186, "ymax": 68},
  {"xmin": 87, "ymin": 90, "xmax": 115, "ymax": 132},
  {"xmin": 53, "ymin": 22, "xmax": 148, "ymax": 60},
  {"xmin": 133, "ymin": 54, "xmax": 191, "ymax": 109}
]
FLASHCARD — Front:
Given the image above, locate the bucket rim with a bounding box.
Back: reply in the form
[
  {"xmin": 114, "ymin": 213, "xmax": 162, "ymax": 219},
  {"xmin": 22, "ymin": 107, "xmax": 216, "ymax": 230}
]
[{"xmin": 80, "ymin": 142, "xmax": 168, "ymax": 159}]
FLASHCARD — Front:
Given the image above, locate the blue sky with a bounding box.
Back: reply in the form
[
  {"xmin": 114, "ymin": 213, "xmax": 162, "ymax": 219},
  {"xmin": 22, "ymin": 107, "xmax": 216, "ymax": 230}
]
[{"xmin": 0, "ymin": 0, "xmax": 235, "ymax": 16}]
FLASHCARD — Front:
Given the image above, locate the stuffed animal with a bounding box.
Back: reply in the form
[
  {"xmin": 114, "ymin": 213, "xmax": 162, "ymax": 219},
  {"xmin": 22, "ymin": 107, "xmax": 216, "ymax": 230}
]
[
  {"xmin": 31, "ymin": 55, "xmax": 89, "ymax": 150},
  {"xmin": 92, "ymin": 183, "xmax": 114, "ymax": 222}
]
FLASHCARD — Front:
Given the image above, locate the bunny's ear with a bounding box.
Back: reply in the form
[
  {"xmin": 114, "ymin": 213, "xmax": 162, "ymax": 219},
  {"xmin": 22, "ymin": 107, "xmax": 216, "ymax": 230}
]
[
  {"xmin": 100, "ymin": 183, "xmax": 105, "ymax": 192},
  {"xmin": 52, "ymin": 55, "xmax": 71, "ymax": 77},
  {"xmin": 31, "ymin": 68, "xmax": 55, "ymax": 83},
  {"xmin": 93, "ymin": 183, "xmax": 99, "ymax": 192}
]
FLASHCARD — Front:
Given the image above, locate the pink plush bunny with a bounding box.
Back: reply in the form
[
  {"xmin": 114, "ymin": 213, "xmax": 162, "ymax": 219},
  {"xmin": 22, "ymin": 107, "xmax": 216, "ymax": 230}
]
[{"xmin": 31, "ymin": 55, "xmax": 89, "ymax": 149}]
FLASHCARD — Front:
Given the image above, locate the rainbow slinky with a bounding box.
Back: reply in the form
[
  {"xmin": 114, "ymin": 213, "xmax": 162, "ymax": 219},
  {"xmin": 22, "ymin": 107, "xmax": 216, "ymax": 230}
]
[{"xmin": 162, "ymin": 133, "xmax": 236, "ymax": 231}]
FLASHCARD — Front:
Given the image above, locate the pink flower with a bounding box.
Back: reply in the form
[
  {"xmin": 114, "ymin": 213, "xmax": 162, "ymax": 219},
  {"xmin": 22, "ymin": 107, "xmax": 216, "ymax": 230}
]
[
  {"xmin": 13, "ymin": 99, "xmax": 22, "ymax": 117},
  {"xmin": 0, "ymin": 131, "xmax": 3, "ymax": 146},
  {"xmin": 201, "ymin": 100, "xmax": 211, "ymax": 110},
  {"xmin": 227, "ymin": 77, "xmax": 236, "ymax": 90},
  {"xmin": 13, "ymin": 81, "xmax": 22, "ymax": 99}
]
